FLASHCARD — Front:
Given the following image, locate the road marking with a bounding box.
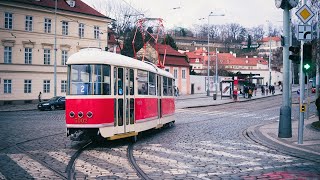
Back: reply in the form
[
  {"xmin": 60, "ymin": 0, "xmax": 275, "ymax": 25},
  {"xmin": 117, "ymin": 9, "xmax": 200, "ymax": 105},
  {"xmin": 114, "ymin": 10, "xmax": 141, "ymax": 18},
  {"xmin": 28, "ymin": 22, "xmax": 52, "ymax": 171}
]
[
  {"xmin": 47, "ymin": 151, "xmax": 129, "ymax": 179},
  {"xmin": 8, "ymin": 153, "xmax": 60, "ymax": 179}
]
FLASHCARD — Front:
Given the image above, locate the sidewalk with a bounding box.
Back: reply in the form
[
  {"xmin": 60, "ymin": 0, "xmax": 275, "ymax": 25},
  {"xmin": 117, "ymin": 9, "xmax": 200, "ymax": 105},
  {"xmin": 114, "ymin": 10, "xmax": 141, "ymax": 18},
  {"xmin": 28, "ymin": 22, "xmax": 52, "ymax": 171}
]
[{"xmin": 175, "ymin": 86, "xmax": 320, "ymax": 160}]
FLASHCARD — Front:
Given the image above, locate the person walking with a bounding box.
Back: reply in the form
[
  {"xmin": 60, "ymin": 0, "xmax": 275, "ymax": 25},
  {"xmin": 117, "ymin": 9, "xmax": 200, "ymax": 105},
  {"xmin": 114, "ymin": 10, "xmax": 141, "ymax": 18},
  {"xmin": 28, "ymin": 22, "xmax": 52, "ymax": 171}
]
[
  {"xmin": 316, "ymin": 95, "xmax": 320, "ymax": 121},
  {"xmin": 38, "ymin": 92, "xmax": 42, "ymax": 102}
]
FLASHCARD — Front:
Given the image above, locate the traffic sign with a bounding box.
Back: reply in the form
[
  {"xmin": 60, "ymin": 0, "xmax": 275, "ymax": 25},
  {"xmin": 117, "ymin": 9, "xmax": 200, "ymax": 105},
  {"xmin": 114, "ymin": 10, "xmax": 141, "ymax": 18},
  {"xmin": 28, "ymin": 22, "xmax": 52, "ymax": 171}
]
[
  {"xmin": 295, "ymin": 4, "xmax": 315, "ymax": 24},
  {"xmin": 298, "ymin": 25, "xmax": 312, "ymax": 40}
]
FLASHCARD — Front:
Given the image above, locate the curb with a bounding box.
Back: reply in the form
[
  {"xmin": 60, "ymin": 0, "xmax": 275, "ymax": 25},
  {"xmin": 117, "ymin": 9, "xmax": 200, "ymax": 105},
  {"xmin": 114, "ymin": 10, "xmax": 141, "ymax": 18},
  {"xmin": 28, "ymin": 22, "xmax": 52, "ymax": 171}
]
[{"xmin": 245, "ymin": 123, "xmax": 320, "ymax": 163}]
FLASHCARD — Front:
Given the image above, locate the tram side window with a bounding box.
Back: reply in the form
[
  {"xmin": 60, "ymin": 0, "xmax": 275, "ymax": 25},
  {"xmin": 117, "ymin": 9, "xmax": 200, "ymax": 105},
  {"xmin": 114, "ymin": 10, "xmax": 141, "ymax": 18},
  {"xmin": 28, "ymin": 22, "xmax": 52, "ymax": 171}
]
[
  {"xmin": 138, "ymin": 70, "xmax": 148, "ymax": 95},
  {"xmin": 118, "ymin": 68, "xmax": 124, "ymax": 95},
  {"xmin": 130, "ymin": 69, "xmax": 134, "ymax": 95},
  {"xmin": 102, "ymin": 65, "xmax": 111, "ymax": 95},
  {"xmin": 70, "ymin": 64, "xmax": 92, "ymax": 95},
  {"xmin": 163, "ymin": 76, "xmax": 168, "ymax": 96},
  {"xmin": 168, "ymin": 78, "xmax": 173, "ymax": 96},
  {"xmin": 93, "ymin": 65, "xmax": 102, "ymax": 95},
  {"xmin": 149, "ymin": 72, "xmax": 156, "ymax": 95}
]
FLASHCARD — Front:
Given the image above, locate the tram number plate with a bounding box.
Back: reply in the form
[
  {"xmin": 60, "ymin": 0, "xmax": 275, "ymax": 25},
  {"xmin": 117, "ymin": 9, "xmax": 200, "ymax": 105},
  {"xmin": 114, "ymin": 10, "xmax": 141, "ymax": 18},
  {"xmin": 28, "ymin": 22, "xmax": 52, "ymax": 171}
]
[{"xmin": 74, "ymin": 118, "xmax": 88, "ymax": 124}]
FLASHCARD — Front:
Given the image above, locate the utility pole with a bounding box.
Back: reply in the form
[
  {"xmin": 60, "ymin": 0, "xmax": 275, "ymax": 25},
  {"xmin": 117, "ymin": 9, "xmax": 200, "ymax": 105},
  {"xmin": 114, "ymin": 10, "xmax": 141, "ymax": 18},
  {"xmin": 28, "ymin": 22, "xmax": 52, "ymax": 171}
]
[
  {"xmin": 277, "ymin": 0, "xmax": 299, "ymax": 138},
  {"xmin": 317, "ymin": 8, "xmax": 320, "ymax": 98}
]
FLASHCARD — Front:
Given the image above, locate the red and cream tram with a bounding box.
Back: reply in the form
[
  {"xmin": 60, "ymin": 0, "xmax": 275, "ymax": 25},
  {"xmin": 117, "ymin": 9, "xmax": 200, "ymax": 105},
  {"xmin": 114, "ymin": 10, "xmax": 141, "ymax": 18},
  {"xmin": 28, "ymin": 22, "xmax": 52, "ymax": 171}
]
[{"xmin": 65, "ymin": 48, "xmax": 175, "ymax": 141}]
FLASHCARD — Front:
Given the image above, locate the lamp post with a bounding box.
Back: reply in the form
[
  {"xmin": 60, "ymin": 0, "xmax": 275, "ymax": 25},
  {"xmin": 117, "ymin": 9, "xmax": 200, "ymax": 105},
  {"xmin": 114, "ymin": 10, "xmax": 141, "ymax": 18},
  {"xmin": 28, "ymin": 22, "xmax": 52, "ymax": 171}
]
[
  {"xmin": 54, "ymin": 0, "xmax": 57, "ymax": 97},
  {"xmin": 206, "ymin": 12, "xmax": 224, "ymax": 97}
]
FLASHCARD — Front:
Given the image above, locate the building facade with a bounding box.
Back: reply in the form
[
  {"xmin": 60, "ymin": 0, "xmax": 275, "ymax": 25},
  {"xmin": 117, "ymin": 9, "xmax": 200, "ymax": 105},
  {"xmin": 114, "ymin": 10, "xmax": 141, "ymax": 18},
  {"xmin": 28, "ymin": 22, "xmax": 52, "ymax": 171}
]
[{"xmin": 0, "ymin": 0, "xmax": 111, "ymax": 105}]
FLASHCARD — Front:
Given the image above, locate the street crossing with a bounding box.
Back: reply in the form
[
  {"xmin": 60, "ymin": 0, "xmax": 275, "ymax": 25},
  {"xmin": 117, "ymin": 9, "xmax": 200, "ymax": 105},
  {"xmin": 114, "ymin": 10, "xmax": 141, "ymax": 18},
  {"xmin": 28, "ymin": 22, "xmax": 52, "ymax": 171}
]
[{"xmin": 176, "ymin": 109, "xmax": 279, "ymax": 121}]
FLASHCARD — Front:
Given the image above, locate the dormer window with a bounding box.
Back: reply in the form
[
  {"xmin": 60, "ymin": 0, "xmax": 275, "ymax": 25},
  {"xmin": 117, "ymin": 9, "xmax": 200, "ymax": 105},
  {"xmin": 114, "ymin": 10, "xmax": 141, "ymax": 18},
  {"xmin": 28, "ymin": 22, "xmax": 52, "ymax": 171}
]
[{"xmin": 66, "ymin": 0, "xmax": 76, "ymax": 7}]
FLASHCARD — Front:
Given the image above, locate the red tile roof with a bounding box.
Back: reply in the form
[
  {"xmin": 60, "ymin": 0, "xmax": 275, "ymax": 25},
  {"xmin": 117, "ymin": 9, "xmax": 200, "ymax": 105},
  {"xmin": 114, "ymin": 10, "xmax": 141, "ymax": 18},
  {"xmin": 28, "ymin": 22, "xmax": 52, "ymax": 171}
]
[
  {"xmin": 150, "ymin": 43, "xmax": 189, "ymax": 67},
  {"xmin": 10, "ymin": 0, "xmax": 110, "ymax": 19},
  {"xmin": 259, "ymin": 36, "xmax": 281, "ymax": 42}
]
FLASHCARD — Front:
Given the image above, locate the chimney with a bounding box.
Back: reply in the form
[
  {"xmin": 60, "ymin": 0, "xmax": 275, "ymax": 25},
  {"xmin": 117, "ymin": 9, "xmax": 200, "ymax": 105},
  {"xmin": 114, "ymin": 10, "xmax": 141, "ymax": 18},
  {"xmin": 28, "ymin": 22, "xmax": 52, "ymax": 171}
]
[
  {"xmin": 233, "ymin": 53, "xmax": 236, "ymax": 57},
  {"xmin": 246, "ymin": 56, "xmax": 248, "ymax": 58}
]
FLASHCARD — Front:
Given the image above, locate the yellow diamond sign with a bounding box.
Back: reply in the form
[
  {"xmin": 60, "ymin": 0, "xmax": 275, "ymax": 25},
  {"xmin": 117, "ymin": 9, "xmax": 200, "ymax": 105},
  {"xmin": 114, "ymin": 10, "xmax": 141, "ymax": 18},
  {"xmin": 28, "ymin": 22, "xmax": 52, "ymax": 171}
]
[{"xmin": 296, "ymin": 4, "xmax": 314, "ymax": 24}]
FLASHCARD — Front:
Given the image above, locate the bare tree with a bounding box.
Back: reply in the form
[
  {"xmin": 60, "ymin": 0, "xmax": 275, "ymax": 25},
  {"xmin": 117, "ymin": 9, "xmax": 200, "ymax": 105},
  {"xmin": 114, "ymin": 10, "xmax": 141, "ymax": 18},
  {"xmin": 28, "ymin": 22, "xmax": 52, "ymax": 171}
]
[
  {"xmin": 88, "ymin": 0, "xmax": 145, "ymax": 51},
  {"xmin": 248, "ymin": 25, "xmax": 265, "ymax": 41}
]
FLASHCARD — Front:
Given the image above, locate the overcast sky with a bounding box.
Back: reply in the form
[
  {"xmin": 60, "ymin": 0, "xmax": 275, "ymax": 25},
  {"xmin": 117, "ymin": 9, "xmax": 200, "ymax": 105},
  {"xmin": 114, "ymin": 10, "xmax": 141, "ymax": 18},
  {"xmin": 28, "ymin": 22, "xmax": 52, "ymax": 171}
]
[
  {"xmin": 83, "ymin": 0, "xmax": 286, "ymax": 30},
  {"xmin": 128, "ymin": 0, "xmax": 284, "ymax": 28}
]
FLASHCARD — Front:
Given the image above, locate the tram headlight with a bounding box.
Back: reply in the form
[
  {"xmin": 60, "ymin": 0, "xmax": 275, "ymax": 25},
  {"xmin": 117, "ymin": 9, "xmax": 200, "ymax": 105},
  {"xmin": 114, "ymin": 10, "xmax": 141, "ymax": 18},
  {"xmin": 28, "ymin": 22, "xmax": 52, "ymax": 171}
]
[
  {"xmin": 69, "ymin": 111, "xmax": 75, "ymax": 118},
  {"xmin": 87, "ymin": 111, "xmax": 93, "ymax": 118},
  {"xmin": 78, "ymin": 111, "xmax": 83, "ymax": 118}
]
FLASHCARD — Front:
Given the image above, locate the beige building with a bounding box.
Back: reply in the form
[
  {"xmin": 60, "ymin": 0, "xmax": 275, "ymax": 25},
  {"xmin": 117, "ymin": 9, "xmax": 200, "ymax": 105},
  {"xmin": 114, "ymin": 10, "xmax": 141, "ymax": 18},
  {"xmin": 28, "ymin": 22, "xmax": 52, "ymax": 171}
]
[{"xmin": 0, "ymin": 0, "xmax": 111, "ymax": 105}]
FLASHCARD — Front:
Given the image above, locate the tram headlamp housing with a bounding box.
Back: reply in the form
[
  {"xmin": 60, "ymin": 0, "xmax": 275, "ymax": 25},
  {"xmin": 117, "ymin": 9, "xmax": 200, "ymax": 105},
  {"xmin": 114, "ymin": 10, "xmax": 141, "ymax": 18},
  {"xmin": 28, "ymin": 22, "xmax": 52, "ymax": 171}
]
[
  {"xmin": 87, "ymin": 111, "xmax": 93, "ymax": 118},
  {"xmin": 69, "ymin": 111, "xmax": 75, "ymax": 118},
  {"xmin": 78, "ymin": 111, "xmax": 83, "ymax": 118}
]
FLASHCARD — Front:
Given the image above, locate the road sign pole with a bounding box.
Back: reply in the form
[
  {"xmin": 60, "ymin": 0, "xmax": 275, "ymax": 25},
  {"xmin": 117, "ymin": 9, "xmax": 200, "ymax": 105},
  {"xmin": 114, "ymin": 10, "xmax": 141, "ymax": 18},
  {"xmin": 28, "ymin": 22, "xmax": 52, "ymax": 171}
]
[
  {"xmin": 298, "ymin": 0, "xmax": 307, "ymax": 145},
  {"xmin": 278, "ymin": 5, "xmax": 292, "ymax": 138}
]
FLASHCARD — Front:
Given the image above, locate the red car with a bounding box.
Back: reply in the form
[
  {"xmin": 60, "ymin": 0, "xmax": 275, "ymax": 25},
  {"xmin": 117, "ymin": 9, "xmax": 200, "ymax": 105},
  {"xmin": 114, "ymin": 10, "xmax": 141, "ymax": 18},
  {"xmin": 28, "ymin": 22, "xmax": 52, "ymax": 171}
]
[{"xmin": 312, "ymin": 87, "xmax": 316, "ymax": 93}]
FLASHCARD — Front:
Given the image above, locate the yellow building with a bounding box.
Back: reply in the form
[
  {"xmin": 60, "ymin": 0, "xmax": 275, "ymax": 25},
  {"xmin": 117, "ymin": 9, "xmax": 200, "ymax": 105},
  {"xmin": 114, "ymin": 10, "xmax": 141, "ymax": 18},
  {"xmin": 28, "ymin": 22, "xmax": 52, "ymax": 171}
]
[{"xmin": 0, "ymin": 0, "xmax": 111, "ymax": 105}]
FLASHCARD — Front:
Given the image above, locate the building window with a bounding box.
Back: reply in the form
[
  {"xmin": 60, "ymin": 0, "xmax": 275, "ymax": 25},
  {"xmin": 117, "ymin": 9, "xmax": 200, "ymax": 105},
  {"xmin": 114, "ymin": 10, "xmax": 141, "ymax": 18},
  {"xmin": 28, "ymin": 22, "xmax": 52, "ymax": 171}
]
[
  {"xmin": 174, "ymin": 69, "xmax": 178, "ymax": 78},
  {"xmin": 44, "ymin": 18, "xmax": 51, "ymax": 33},
  {"xmin": 5, "ymin": 12, "xmax": 13, "ymax": 29},
  {"xmin": 24, "ymin": 80, "xmax": 32, "ymax": 93},
  {"xmin": 195, "ymin": 58, "xmax": 199, "ymax": 62},
  {"xmin": 25, "ymin": 15, "xmax": 33, "ymax": 31},
  {"xmin": 94, "ymin": 26, "xmax": 100, "ymax": 39},
  {"xmin": 25, "ymin": 48, "xmax": 32, "ymax": 64},
  {"xmin": 43, "ymin": 80, "xmax": 50, "ymax": 93},
  {"xmin": 44, "ymin": 49, "xmax": 51, "ymax": 65},
  {"xmin": 4, "ymin": 46, "xmax": 12, "ymax": 64},
  {"xmin": 182, "ymin": 69, "xmax": 186, "ymax": 79},
  {"xmin": 61, "ymin": 80, "xmax": 67, "ymax": 93},
  {"xmin": 79, "ymin": 23, "xmax": 84, "ymax": 38},
  {"xmin": 61, "ymin": 50, "xmax": 68, "ymax": 65},
  {"xmin": 4, "ymin": 79, "xmax": 12, "ymax": 94},
  {"xmin": 62, "ymin": 21, "xmax": 68, "ymax": 35},
  {"xmin": 165, "ymin": 68, "xmax": 169, "ymax": 72}
]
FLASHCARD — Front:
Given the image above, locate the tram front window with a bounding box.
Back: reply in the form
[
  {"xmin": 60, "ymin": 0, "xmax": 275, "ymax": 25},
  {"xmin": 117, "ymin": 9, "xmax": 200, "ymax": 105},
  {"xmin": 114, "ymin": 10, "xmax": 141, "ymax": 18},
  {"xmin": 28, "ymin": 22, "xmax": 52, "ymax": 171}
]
[{"xmin": 69, "ymin": 64, "xmax": 110, "ymax": 95}]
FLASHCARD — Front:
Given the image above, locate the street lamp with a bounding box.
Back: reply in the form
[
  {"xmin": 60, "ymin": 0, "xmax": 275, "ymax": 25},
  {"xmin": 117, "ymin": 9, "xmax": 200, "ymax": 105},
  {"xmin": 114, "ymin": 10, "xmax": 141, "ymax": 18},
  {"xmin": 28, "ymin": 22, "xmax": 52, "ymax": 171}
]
[{"xmin": 206, "ymin": 12, "xmax": 224, "ymax": 98}]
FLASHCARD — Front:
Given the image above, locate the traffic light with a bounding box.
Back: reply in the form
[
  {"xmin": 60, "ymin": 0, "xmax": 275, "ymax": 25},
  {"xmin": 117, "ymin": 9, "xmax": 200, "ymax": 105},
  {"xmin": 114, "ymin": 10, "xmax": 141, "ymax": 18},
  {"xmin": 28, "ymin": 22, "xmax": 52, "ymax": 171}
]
[
  {"xmin": 289, "ymin": 46, "xmax": 300, "ymax": 63},
  {"xmin": 303, "ymin": 44, "xmax": 312, "ymax": 72}
]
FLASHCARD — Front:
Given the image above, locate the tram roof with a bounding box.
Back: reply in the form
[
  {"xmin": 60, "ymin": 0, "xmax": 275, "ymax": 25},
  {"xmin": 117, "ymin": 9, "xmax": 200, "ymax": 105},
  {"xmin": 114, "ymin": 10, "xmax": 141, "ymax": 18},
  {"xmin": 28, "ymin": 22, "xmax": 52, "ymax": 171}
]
[{"xmin": 67, "ymin": 48, "xmax": 174, "ymax": 78}]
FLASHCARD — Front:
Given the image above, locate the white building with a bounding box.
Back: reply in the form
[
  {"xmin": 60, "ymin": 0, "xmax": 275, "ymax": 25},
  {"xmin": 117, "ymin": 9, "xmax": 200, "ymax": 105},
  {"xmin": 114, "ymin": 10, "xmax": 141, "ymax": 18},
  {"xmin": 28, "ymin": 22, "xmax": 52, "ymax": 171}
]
[{"xmin": 0, "ymin": 0, "xmax": 111, "ymax": 105}]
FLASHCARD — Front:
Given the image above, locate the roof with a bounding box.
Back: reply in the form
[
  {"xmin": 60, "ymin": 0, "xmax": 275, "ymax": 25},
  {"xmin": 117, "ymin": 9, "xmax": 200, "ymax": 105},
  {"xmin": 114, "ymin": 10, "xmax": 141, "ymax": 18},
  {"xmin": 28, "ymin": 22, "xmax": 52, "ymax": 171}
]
[
  {"xmin": 151, "ymin": 43, "xmax": 185, "ymax": 57},
  {"xmin": 259, "ymin": 36, "xmax": 281, "ymax": 42},
  {"xmin": 148, "ymin": 43, "xmax": 189, "ymax": 67},
  {"xmin": 8, "ymin": 0, "xmax": 110, "ymax": 19},
  {"xmin": 217, "ymin": 53, "xmax": 268, "ymax": 66}
]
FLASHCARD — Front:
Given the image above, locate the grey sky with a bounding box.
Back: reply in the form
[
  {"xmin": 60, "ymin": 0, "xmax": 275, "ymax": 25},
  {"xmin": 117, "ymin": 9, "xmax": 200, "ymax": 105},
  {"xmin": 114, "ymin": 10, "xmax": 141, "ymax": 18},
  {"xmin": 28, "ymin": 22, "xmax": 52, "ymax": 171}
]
[
  {"xmin": 83, "ymin": 0, "xmax": 286, "ymax": 29},
  {"xmin": 126, "ymin": 0, "xmax": 284, "ymax": 29}
]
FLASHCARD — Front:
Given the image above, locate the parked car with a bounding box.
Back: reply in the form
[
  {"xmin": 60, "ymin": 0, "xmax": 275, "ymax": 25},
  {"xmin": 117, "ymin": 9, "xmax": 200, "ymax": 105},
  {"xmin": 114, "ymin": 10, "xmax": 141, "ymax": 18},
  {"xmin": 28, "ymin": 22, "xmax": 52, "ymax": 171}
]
[
  {"xmin": 37, "ymin": 96, "xmax": 65, "ymax": 111},
  {"xmin": 312, "ymin": 87, "xmax": 316, "ymax": 93}
]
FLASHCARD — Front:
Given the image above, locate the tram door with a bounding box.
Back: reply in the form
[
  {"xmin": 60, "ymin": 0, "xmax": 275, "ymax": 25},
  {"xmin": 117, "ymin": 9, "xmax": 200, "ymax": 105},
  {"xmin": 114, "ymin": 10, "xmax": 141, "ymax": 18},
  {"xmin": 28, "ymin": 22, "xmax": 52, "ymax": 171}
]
[
  {"xmin": 114, "ymin": 67, "xmax": 135, "ymax": 134},
  {"xmin": 157, "ymin": 75, "xmax": 162, "ymax": 119}
]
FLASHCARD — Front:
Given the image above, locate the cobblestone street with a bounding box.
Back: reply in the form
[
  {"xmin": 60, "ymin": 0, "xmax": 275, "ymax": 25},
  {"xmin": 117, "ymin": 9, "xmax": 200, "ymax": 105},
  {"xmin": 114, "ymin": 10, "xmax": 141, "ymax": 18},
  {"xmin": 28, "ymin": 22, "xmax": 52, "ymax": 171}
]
[{"xmin": 0, "ymin": 95, "xmax": 319, "ymax": 179}]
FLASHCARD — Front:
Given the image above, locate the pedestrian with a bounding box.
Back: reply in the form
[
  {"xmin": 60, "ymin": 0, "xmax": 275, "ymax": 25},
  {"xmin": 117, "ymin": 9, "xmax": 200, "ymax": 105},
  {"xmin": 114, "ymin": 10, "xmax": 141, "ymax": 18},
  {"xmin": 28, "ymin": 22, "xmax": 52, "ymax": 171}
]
[
  {"xmin": 248, "ymin": 88, "xmax": 252, "ymax": 99},
  {"xmin": 38, "ymin": 92, "xmax": 42, "ymax": 102},
  {"xmin": 316, "ymin": 95, "xmax": 320, "ymax": 121},
  {"xmin": 254, "ymin": 86, "xmax": 257, "ymax": 96},
  {"xmin": 233, "ymin": 89, "xmax": 238, "ymax": 101},
  {"xmin": 177, "ymin": 87, "xmax": 180, "ymax": 96}
]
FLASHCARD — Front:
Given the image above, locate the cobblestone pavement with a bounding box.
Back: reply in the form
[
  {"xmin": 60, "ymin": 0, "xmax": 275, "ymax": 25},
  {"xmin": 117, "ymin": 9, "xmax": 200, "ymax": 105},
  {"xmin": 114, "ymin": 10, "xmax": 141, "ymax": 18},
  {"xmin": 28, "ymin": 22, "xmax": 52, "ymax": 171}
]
[{"xmin": 0, "ymin": 95, "xmax": 319, "ymax": 179}]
